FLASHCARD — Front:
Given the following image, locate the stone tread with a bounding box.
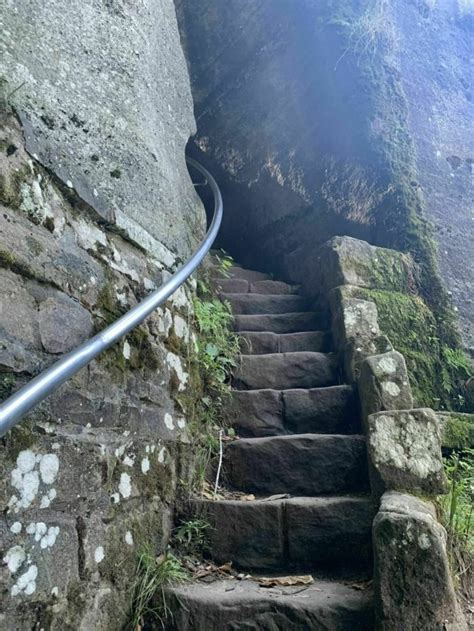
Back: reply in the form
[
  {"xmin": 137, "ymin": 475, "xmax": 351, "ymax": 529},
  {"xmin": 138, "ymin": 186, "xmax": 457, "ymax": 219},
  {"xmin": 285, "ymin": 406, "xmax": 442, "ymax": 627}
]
[
  {"xmin": 211, "ymin": 264, "xmax": 271, "ymax": 282},
  {"xmin": 232, "ymin": 351, "xmax": 338, "ymax": 390},
  {"xmin": 238, "ymin": 330, "xmax": 331, "ymax": 354},
  {"xmin": 233, "ymin": 312, "xmax": 326, "ymax": 333},
  {"xmin": 218, "ymin": 277, "xmax": 300, "ymax": 294},
  {"xmin": 220, "ymin": 292, "xmax": 308, "ymax": 315},
  {"xmin": 224, "ymin": 434, "xmax": 369, "ymax": 496},
  {"xmin": 165, "ymin": 577, "xmax": 374, "ymax": 630},
  {"xmin": 229, "ymin": 385, "xmax": 358, "ymax": 437},
  {"xmin": 193, "ymin": 496, "xmax": 376, "ymax": 573}
]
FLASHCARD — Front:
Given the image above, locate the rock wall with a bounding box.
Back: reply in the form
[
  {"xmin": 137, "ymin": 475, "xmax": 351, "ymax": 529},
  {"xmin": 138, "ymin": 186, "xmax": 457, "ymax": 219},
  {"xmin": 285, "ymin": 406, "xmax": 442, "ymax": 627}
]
[
  {"xmin": 0, "ymin": 1, "xmax": 205, "ymax": 627},
  {"xmin": 176, "ymin": 0, "xmax": 472, "ymax": 353}
]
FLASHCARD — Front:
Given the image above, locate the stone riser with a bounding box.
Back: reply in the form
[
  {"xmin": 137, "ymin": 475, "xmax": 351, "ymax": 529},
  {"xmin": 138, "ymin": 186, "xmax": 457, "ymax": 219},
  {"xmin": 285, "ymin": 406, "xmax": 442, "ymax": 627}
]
[
  {"xmin": 193, "ymin": 496, "xmax": 375, "ymax": 574},
  {"xmin": 238, "ymin": 330, "xmax": 331, "ymax": 354},
  {"xmin": 229, "ymin": 385, "xmax": 359, "ymax": 437},
  {"xmin": 224, "ymin": 434, "xmax": 369, "ymax": 496},
  {"xmin": 232, "ymin": 352, "xmax": 338, "ymax": 390},
  {"xmin": 218, "ymin": 277, "xmax": 299, "ymax": 294},
  {"xmin": 220, "ymin": 292, "xmax": 308, "ymax": 315},
  {"xmin": 233, "ymin": 312, "xmax": 327, "ymax": 334}
]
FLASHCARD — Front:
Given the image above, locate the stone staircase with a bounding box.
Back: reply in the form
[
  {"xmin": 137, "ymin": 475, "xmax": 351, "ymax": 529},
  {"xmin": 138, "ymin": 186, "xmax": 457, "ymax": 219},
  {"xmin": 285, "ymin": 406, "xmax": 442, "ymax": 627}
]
[{"xmin": 167, "ymin": 262, "xmax": 375, "ymax": 630}]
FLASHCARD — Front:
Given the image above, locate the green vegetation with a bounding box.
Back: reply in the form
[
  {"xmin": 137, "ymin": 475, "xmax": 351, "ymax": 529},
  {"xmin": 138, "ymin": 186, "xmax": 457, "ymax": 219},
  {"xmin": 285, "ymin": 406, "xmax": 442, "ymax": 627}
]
[
  {"xmin": 442, "ymin": 414, "xmax": 474, "ymax": 450},
  {"xmin": 128, "ymin": 548, "xmax": 189, "ymax": 631},
  {"xmin": 439, "ymin": 449, "xmax": 474, "ymax": 592},
  {"xmin": 173, "ymin": 518, "xmax": 210, "ymax": 556},
  {"xmin": 347, "ymin": 287, "xmax": 472, "ymax": 410},
  {"xmin": 177, "ymin": 253, "xmax": 240, "ymax": 493}
]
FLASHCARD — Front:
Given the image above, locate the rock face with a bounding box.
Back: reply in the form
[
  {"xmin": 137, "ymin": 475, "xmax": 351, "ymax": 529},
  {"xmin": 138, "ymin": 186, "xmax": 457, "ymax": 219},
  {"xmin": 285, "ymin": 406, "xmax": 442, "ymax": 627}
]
[
  {"xmin": 1, "ymin": 0, "xmax": 204, "ymax": 257},
  {"xmin": 176, "ymin": 0, "xmax": 472, "ymax": 353},
  {"xmin": 0, "ymin": 1, "xmax": 204, "ymax": 625},
  {"xmin": 373, "ymin": 492, "xmax": 467, "ymax": 630}
]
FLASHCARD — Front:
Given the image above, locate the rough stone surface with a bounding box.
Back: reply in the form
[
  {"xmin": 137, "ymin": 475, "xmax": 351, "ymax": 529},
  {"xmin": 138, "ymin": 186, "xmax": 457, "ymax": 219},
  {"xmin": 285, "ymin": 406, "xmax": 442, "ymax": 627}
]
[
  {"xmin": 229, "ymin": 389, "xmax": 285, "ymax": 437},
  {"xmin": 359, "ymin": 351, "xmax": 414, "ymax": 423},
  {"xmin": 233, "ymin": 352, "xmax": 338, "ymax": 391},
  {"xmin": 373, "ymin": 491, "xmax": 467, "ymax": 630},
  {"xmin": 192, "ymin": 496, "xmax": 374, "ymax": 574},
  {"xmin": 38, "ymin": 295, "xmax": 94, "ymax": 354},
  {"xmin": 1, "ymin": 0, "xmax": 204, "ymax": 257},
  {"xmin": 221, "ymin": 293, "xmax": 307, "ymax": 315},
  {"xmin": 239, "ymin": 331, "xmax": 330, "ymax": 355},
  {"xmin": 166, "ymin": 577, "xmax": 374, "ymax": 631},
  {"xmin": 224, "ymin": 434, "xmax": 369, "ymax": 496},
  {"xmin": 438, "ymin": 411, "xmax": 474, "ymax": 450},
  {"xmin": 233, "ymin": 312, "xmax": 325, "ymax": 334},
  {"xmin": 368, "ymin": 409, "xmax": 447, "ymax": 496}
]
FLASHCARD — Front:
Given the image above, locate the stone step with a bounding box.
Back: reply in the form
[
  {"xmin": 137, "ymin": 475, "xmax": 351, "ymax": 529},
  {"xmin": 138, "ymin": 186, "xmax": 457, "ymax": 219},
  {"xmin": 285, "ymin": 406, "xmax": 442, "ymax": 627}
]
[
  {"xmin": 224, "ymin": 434, "xmax": 369, "ymax": 496},
  {"xmin": 239, "ymin": 330, "xmax": 331, "ymax": 355},
  {"xmin": 229, "ymin": 385, "xmax": 358, "ymax": 437},
  {"xmin": 192, "ymin": 496, "xmax": 375, "ymax": 573},
  {"xmin": 211, "ymin": 264, "xmax": 271, "ymax": 282},
  {"xmin": 232, "ymin": 352, "xmax": 338, "ymax": 390},
  {"xmin": 233, "ymin": 312, "xmax": 325, "ymax": 333},
  {"xmin": 218, "ymin": 277, "xmax": 299, "ymax": 295},
  {"xmin": 166, "ymin": 577, "xmax": 373, "ymax": 631},
  {"xmin": 221, "ymin": 293, "xmax": 308, "ymax": 315}
]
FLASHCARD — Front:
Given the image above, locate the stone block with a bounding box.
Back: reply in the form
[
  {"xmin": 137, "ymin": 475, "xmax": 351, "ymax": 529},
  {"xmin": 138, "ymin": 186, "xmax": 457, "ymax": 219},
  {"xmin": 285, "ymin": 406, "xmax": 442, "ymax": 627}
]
[
  {"xmin": 373, "ymin": 491, "xmax": 467, "ymax": 630},
  {"xmin": 317, "ymin": 236, "xmax": 418, "ymax": 296},
  {"xmin": 38, "ymin": 294, "xmax": 94, "ymax": 354},
  {"xmin": 359, "ymin": 351, "xmax": 413, "ymax": 423},
  {"xmin": 367, "ymin": 409, "xmax": 447, "ymax": 495}
]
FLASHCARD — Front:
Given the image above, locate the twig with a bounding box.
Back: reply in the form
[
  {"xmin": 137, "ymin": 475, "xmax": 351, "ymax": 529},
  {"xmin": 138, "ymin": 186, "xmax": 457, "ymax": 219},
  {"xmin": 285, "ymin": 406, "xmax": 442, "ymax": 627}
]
[{"xmin": 214, "ymin": 429, "xmax": 224, "ymax": 496}]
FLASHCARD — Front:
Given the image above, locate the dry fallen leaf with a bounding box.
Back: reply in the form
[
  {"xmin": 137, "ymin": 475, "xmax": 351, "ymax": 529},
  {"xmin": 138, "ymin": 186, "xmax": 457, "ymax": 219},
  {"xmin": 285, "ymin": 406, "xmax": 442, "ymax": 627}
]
[
  {"xmin": 262, "ymin": 493, "xmax": 290, "ymax": 502},
  {"xmin": 256, "ymin": 575, "xmax": 314, "ymax": 588},
  {"xmin": 240, "ymin": 494, "xmax": 256, "ymax": 501}
]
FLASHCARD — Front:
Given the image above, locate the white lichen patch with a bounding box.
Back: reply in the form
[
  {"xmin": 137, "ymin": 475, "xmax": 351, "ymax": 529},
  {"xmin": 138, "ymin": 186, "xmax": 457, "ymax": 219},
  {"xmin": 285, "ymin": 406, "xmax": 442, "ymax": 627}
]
[
  {"xmin": 177, "ymin": 417, "xmax": 186, "ymax": 430},
  {"xmin": 377, "ymin": 356, "xmax": 397, "ymax": 375},
  {"xmin": 418, "ymin": 533, "xmax": 431, "ymax": 549},
  {"xmin": 10, "ymin": 522, "xmax": 22, "ymax": 534},
  {"xmin": 158, "ymin": 447, "xmax": 167, "ymax": 464},
  {"xmin": 9, "ymin": 450, "xmax": 59, "ymax": 513},
  {"xmin": 11, "ymin": 564, "xmax": 38, "ymax": 597},
  {"xmin": 382, "ymin": 381, "xmax": 401, "ymax": 397},
  {"xmin": 141, "ymin": 457, "xmax": 150, "ymax": 474},
  {"xmin": 40, "ymin": 488, "xmax": 57, "ymax": 509},
  {"xmin": 25, "ymin": 522, "xmax": 60, "ymax": 549},
  {"xmin": 119, "ymin": 472, "xmax": 132, "ymax": 499},
  {"xmin": 164, "ymin": 413, "xmax": 175, "ymax": 430},
  {"xmin": 94, "ymin": 546, "xmax": 105, "ymax": 563},
  {"xmin": 173, "ymin": 315, "xmax": 189, "ymax": 341},
  {"xmin": 123, "ymin": 455, "xmax": 135, "ymax": 467},
  {"xmin": 125, "ymin": 531, "xmax": 134, "ymax": 546},
  {"xmin": 123, "ymin": 339, "xmax": 131, "ymax": 360},
  {"xmin": 165, "ymin": 352, "xmax": 188, "ymax": 391},
  {"xmin": 370, "ymin": 413, "xmax": 443, "ymax": 479},
  {"xmin": 3, "ymin": 545, "xmax": 26, "ymax": 573}
]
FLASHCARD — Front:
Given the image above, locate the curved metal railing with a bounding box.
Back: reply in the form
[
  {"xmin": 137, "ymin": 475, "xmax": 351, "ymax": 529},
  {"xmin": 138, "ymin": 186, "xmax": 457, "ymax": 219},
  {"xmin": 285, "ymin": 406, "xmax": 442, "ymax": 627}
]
[{"xmin": 0, "ymin": 157, "xmax": 222, "ymax": 437}]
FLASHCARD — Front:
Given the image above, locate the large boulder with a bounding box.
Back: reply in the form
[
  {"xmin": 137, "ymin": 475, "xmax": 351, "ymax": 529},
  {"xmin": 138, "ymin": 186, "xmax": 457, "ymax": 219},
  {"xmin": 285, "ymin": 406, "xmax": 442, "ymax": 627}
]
[{"xmin": 373, "ymin": 491, "xmax": 467, "ymax": 630}]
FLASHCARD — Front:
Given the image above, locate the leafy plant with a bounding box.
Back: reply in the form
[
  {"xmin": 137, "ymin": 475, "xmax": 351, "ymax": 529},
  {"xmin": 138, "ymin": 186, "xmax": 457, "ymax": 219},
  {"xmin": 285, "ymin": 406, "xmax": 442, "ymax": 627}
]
[
  {"xmin": 128, "ymin": 548, "xmax": 189, "ymax": 631},
  {"xmin": 174, "ymin": 518, "xmax": 210, "ymax": 555},
  {"xmin": 439, "ymin": 449, "xmax": 474, "ymax": 593}
]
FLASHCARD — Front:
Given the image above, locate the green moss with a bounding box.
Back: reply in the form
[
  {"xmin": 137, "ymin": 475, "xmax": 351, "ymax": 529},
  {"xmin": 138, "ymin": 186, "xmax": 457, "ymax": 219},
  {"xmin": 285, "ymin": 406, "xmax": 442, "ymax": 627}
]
[
  {"xmin": 0, "ymin": 246, "xmax": 16, "ymax": 269},
  {"xmin": 441, "ymin": 414, "xmax": 474, "ymax": 450},
  {"xmin": 349, "ymin": 287, "xmax": 471, "ymax": 410},
  {"xmin": 0, "ymin": 372, "xmax": 16, "ymax": 401}
]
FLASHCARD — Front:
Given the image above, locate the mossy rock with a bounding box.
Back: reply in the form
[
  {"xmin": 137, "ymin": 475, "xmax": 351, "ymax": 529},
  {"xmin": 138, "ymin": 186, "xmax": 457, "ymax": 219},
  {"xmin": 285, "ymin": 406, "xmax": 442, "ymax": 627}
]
[{"xmin": 437, "ymin": 412, "xmax": 474, "ymax": 450}]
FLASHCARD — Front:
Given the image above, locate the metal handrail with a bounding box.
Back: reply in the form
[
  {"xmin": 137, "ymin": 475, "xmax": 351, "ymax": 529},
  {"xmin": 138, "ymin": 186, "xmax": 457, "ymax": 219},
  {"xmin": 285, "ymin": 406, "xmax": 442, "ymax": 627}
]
[{"xmin": 0, "ymin": 157, "xmax": 222, "ymax": 437}]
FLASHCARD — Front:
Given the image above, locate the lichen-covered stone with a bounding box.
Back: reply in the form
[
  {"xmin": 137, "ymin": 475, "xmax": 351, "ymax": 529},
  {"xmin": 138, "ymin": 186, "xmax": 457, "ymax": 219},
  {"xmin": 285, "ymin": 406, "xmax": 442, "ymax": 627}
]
[
  {"xmin": 367, "ymin": 409, "xmax": 447, "ymax": 496},
  {"xmin": 373, "ymin": 491, "xmax": 467, "ymax": 630},
  {"xmin": 317, "ymin": 237, "xmax": 419, "ymax": 297},
  {"xmin": 359, "ymin": 351, "xmax": 413, "ymax": 423}
]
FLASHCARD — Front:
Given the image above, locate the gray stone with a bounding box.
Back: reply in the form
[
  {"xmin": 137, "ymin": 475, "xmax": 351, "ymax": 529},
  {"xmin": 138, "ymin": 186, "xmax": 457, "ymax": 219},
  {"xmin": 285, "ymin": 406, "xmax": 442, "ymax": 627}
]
[
  {"xmin": 166, "ymin": 576, "xmax": 374, "ymax": 630},
  {"xmin": 238, "ymin": 330, "xmax": 329, "ymax": 355},
  {"xmin": 233, "ymin": 312, "xmax": 323, "ymax": 334},
  {"xmin": 1, "ymin": 0, "xmax": 204, "ymax": 259},
  {"xmin": 229, "ymin": 389, "xmax": 285, "ymax": 437},
  {"xmin": 249, "ymin": 280, "xmax": 299, "ymax": 294},
  {"xmin": 358, "ymin": 351, "xmax": 414, "ymax": 423},
  {"xmin": 233, "ymin": 352, "xmax": 338, "ymax": 390},
  {"xmin": 367, "ymin": 409, "xmax": 448, "ymax": 496},
  {"xmin": 287, "ymin": 496, "xmax": 376, "ymax": 574},
  {"xmin": 221, "ymin": 293, "xmax": 307, "ymax": 315},
  {"xmin": 38, "ymin": 295, "xmax": 94, "ymax": 354},
  {"xmin": 217, "ymin": 278, "xmax": 249, "ymax": 293},
  {"xmin": 373, "ymin": 491, "xmax": 467, "ymax": 630},
  {"xmin": 283, "ymin": 385, "xmax": 358, "ymax": 435},
  {"xmin": 224, "ymin": 434, "xmax": 369, "ymax": 496}
]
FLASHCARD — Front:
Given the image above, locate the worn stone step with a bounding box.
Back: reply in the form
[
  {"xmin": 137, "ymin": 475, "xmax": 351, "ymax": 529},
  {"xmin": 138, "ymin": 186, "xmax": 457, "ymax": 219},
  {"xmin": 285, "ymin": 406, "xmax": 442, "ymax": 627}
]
[
  {"xmin": 233, "ymin": 312, "xmax": 325, "ymax": 333},
  {"xmin": 230, "ymin": 385, "xmax": 358, "ymax": 437},
  {"xmin": 166, "ymin": 577, "xmax": 373, "ymax": 631},
  {"xmin": 239, "ymin": 330, "xmax": 331, "ymax": 355},
  {"xmin": 224, "ymin": 434, "xmax": 369, "ymax": 496},
  {"xmin": 221, "ymin": 293, "xmax": 308, "ymax": 315},
  {"xmin": 232, "ymin": 352, "xmax": 338, "ymax": 390},
  {"xmin": 211, "ymin": 264, "xmax": 270, "ymax": 282},
  {"xmin": 218, "ymin": 278, "xmax": 299, "ymax": 295},
  {"xmin": 192, "ymin": 496, "xmax": 375, "ymax": 573}
]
